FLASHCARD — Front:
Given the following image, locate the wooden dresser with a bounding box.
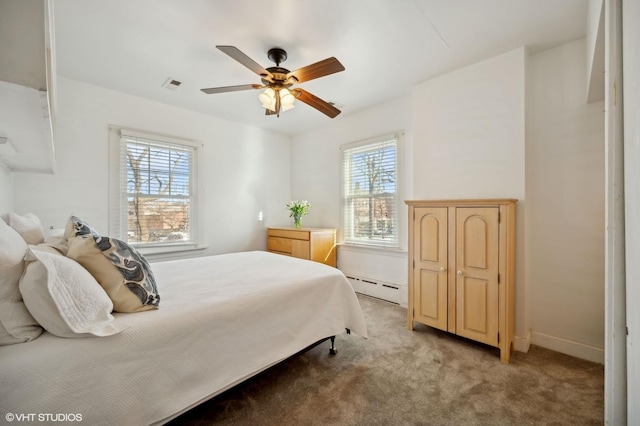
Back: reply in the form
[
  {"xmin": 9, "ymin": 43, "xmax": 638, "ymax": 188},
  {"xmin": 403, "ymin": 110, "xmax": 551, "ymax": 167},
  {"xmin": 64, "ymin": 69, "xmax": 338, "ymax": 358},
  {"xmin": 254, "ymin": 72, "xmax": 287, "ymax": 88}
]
[
  {"xmin": 267, "ymin": 227, "xmax": 336, "ymax": 267},
  {"xmin": 405, "ymin": 199, "xmax": 516, "ymax": 363}
]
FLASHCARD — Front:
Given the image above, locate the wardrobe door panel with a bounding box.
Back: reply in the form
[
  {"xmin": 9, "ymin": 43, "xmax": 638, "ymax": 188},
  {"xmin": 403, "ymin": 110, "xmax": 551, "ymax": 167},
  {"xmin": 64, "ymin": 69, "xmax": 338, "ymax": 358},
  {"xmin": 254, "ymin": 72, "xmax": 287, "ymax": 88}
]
[
  {"xmin": 455, "ymin": 207, "xmax": 499, "ymax": 346},
  {"xmin": 412, "ymin": 207, "xmax": 448, "ymax": 330}
]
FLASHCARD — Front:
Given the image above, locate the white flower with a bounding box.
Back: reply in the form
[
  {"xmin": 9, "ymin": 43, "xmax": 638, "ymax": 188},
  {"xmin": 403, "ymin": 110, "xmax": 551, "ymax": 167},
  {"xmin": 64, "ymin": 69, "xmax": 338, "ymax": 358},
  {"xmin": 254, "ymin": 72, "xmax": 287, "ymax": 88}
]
[{"xmin": 286, "ymin": 200, "xmax": 311, "ymax": 216}]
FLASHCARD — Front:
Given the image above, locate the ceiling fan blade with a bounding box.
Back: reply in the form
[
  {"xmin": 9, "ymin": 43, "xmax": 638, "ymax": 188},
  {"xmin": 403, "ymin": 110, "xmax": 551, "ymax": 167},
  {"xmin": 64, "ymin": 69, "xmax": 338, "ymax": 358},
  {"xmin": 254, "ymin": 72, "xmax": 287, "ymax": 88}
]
[
  {"xmin": 216, "ymin": 45, "xmax": 270, "ymax": 77},
  {"xmin": 288, "ymin": 57, "xmax": 345, "ymax": 83},
  {"xmin": 294, "ymin": 88, "xmax": 341, "ymax": 118},
  {"xmin": 201, "ymin": 84, "xmax": 262, "ymax": 94}
]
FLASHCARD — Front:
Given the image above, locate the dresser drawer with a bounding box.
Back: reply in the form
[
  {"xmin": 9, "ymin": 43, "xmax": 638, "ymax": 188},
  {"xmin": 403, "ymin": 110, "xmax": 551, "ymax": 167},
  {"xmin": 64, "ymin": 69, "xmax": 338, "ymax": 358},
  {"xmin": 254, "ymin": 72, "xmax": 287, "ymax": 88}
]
[
  {"xmin": 266, "ymin": 227, "xmax": 336, "ymax": 267},
  {"xmin": 267, "ymin": 236, "xmax": 292, "ymax": 254},
  {"xmin": 267, "ymin": 228, "xmax": 310, "ymax": 240}
]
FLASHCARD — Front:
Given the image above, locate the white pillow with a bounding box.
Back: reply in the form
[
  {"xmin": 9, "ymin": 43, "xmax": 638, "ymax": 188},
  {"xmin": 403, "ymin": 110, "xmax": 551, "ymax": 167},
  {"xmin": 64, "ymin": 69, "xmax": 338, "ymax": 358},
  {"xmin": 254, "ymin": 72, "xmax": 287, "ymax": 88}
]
[
  {"xmin": 8, "ymin": 212, "xmax": 45, "ymax": 245},
  {"xmin": 0, "ymin": 220, "xmax": 42, "ymax": 345},
  {"xmin": 19, "ymin": 248, "xmax": 128, "ymax": 338}
]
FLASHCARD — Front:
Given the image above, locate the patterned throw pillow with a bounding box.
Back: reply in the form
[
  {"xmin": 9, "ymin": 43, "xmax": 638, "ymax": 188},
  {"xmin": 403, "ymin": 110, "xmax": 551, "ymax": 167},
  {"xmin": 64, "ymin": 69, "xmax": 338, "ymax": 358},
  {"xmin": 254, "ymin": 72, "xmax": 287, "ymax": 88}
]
[
  {"xmin": 64, "ymin": 215, "xmax": 99, "ymax": 240},
  {"xmin": 65, "ymin": 216, "xmax": 160, "ymax": 313}
]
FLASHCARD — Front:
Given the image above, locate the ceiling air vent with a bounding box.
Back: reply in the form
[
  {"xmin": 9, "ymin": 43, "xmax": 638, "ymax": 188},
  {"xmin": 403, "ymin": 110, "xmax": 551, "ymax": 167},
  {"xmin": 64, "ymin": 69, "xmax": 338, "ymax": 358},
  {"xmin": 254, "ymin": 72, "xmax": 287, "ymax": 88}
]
[{"xmin": 162, "ymin": 77, "xmax": 183, "ymax": 91}]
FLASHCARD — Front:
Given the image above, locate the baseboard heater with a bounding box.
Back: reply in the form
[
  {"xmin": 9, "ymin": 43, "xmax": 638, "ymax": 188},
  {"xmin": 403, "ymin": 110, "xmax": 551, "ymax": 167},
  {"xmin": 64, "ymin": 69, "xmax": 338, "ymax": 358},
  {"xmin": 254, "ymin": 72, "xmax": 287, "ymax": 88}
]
[{"xmin": 343, "ymin": 273, "xmax": 401, "ymax": 305}]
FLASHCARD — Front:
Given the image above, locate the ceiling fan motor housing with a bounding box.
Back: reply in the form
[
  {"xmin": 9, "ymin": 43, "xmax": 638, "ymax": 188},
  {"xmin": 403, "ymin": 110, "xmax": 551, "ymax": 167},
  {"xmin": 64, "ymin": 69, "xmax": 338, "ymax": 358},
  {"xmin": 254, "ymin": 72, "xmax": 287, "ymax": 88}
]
[
  {"xmin": 262, "ymin": 67, "xmax": 296, "ymax": 87},
  {"xmin": 263, "ymin": 48, "xmax": 296, "ymax": 87}
]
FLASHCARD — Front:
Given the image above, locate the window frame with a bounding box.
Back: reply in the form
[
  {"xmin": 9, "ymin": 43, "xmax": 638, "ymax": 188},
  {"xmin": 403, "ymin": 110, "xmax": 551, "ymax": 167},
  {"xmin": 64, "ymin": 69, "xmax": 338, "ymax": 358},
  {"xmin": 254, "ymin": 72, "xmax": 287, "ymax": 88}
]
[
  {"xmin": 340, "ymin": 133, "xmax": 403, "ymax": 249},
  {"xmin": 108, "ymin": 126, "xmax": 202, "ymax": 254}
]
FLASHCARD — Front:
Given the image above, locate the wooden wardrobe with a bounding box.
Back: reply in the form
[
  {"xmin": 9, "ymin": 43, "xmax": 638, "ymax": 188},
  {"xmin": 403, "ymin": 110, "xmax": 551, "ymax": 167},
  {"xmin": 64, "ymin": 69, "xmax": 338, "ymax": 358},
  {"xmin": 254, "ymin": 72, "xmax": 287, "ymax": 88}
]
[{"xmin": 405, "ymin": 199, "xmax": 516, "ymax": 363}]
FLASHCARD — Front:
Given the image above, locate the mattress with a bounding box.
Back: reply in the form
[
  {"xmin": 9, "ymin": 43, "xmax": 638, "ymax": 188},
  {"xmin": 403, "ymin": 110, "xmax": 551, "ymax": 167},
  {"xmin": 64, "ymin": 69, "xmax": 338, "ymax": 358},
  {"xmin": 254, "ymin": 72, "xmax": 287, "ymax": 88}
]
[{"xmin": 0, "ymin": 251, "xmax": 367, "ymax": 425}]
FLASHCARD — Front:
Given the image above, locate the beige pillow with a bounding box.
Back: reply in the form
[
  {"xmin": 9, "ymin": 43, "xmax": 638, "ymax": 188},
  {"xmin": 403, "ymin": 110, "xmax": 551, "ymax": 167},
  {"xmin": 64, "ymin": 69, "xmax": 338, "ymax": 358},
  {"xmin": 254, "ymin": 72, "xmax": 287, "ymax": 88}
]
[
  {"xmin": 0, "ymin": 220, "xmax": 42, "ymax": 345},
  {"xmin": 67, "ymin": 234, "xmax": 160, "ymax": 313},
  {"xmin": 20, "ymin": 248, "xmax": 128, "ymax": 338},
  {"xmin": 41, "ymin": 235, "xmax": 69, "ymax": 256},
  {"xmin": 8, "ymin": 212, "xmax": 45, "ymax": 245}
]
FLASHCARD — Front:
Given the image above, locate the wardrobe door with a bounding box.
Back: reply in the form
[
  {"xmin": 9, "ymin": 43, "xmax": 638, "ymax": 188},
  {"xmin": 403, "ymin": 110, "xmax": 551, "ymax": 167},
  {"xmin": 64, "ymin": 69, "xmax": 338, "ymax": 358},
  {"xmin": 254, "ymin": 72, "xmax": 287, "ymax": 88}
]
[
  {"xmin": 455, "ymin": 207, "xmax": 499, "ymax": 346},
  {"xmin": 412, "ymin": 207, "xmax": 448, "ymax": 331}
]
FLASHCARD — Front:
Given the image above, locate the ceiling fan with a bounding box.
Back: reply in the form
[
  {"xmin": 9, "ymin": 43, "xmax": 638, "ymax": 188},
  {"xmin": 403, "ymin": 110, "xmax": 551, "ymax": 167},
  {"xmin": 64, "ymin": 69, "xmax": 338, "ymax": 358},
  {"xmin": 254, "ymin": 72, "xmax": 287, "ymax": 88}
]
[{"xmin": 201, "ymin": 46, "xmax": 345, "ymax": 118}]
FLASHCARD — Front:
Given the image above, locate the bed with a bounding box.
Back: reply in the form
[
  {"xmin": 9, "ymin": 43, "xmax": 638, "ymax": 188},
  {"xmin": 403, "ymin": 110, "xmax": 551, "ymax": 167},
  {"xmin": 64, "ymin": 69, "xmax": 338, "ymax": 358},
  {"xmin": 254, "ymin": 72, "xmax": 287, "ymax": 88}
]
[{"xmin": 0, "ymin": 250, "xmax": 367, "ymax": 425}]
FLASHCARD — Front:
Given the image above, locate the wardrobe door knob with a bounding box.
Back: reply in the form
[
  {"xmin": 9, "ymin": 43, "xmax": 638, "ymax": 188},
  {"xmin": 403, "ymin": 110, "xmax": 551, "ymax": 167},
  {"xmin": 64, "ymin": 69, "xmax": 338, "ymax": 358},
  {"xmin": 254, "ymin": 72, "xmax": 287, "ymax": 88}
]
[
  {"xmin": 457, "ymin": 270, "xmax": 463, "ymax": 276},
  {"xmin": 440, "ymin": 267, "xmax": 446, "ymax": 272}
]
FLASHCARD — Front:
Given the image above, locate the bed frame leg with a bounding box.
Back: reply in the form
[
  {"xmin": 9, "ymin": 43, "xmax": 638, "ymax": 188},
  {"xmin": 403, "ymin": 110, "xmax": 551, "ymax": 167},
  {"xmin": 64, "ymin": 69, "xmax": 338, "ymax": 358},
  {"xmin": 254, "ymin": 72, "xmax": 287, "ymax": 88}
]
[{"xmin": 329, "ymin": 329, "xmax": 351, "ymax": 355}]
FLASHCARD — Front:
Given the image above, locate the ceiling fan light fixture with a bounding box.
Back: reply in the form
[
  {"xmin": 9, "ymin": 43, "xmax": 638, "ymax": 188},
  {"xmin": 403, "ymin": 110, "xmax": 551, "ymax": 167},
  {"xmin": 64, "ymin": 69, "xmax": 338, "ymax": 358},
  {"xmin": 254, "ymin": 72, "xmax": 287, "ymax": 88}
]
[
  {"xmin": 259, "ymin": 87, "xmax": 275, "ymax": 102},
  {"xmin": 280, "ymin": 88, "xmax": 295, "ymax": 107},
  {"xmin": 262, "ymin": 99, "xmax": 276, "ymax": 112},
  {"xmin": 259, "ymin": 87, "xmax": 296, "ymax": 115},
  {"xmin": 259, "ymin": 87, "xmax": 276, "ymax": 111}
]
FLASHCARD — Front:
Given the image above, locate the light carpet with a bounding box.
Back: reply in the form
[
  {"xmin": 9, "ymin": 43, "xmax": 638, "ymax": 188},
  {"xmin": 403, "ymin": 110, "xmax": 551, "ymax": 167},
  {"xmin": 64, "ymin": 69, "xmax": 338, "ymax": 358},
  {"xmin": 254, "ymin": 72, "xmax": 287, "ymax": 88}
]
[{"xmin": 169, "ymin": 294, "xmax": 604, "ymax": 425}]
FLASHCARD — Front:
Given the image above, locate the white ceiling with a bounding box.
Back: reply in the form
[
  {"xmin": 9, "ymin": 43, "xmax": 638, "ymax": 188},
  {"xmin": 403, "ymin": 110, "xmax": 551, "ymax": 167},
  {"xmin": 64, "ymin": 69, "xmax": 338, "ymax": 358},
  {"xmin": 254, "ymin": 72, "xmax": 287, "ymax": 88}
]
[{"xmin": 53, "ymin": 0, "xmax": 588, "ymax": 136}]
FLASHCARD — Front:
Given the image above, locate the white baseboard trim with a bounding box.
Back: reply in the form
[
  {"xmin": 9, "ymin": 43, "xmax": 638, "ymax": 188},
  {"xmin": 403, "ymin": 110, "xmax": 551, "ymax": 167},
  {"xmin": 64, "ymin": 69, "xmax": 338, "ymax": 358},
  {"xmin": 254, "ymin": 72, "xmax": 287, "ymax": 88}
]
[
  {"xmin": 530, "ymin": 331, "xmax": 604, "ymax": 364},
  {"xmin": 513, "ymin": 330, "xmax": 531, "ymax": 353}
]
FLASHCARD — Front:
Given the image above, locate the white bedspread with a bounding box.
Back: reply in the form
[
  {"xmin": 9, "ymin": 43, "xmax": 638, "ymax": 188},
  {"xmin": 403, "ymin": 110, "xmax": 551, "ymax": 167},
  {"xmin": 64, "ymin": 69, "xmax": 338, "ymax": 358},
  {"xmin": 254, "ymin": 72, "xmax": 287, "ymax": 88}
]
[{"xmin": 0, "ymin": 251, "xmax": 367, "ymax": 425}]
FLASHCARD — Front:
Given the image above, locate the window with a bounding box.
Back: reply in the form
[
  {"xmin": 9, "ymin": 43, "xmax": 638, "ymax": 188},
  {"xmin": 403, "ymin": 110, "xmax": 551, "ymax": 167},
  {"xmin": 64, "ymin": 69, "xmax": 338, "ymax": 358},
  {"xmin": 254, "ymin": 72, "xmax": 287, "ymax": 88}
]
[
  {"xmin": 109, "ymin": 127, "xmax": 199, "ymax": 248},
  {"xmin": 341, "ymin": 134, "xmax": 400, "ymax": 248}
]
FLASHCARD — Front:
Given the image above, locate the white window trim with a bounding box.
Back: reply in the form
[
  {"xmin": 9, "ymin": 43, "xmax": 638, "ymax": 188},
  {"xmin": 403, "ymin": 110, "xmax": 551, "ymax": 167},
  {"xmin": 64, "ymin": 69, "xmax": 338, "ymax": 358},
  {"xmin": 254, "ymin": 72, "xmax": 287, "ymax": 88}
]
[
  {"xmin": 340, "ymin": 132, "xmax": 404, "ymax": 250},
  {"xmin": 108, "ymin": 125, "xmax": 206, "ymax": 255}
]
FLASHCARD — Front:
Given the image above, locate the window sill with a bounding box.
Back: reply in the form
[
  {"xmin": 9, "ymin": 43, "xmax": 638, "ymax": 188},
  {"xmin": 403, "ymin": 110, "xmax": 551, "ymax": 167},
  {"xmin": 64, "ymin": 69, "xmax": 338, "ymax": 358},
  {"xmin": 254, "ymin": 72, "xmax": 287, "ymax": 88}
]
[
  {"xmin": 337, "ymin": 242, "xmax": 407, "ymax": 257},
  {"xmin": 137, "ymin": 243, "xmax": 209, "ymax": 262}
]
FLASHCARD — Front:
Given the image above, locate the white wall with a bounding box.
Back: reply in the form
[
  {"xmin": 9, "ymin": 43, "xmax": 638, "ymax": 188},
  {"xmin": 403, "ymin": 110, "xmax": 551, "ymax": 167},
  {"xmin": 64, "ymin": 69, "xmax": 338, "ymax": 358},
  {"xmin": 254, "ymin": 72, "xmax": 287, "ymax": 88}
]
[
  {"xmin": 0, "ymin": 164, "xmax": 13, "ymax": 213},
  {"xmin": 526, "ymin": 39, "xmax": 605, "ymax": 362},
  {"xmin": 291, "ymin": 95, "xmax": 413, "ymax": 305},
  {"xmin": 412, "ymin": 48, "xmax": 526, "ymax": 201},
  {"xmin": 13, "ymin": 77, "xmax": 292, "ymax": 256},
  {"xmin": 411, "ymin": 47, "xmax": 527, "ymax": 341},
  {"xmin": 623, "ymin": 0, "xmax": 639, "ymax": 419}
]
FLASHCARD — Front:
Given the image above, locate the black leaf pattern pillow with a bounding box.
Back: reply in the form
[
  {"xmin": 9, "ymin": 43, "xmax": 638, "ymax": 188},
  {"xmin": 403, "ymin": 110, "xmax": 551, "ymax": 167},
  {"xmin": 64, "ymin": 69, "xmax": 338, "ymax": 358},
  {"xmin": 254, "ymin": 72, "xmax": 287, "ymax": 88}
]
[
  {"xmin": 64, "ymin": 215, "xmax": 99, "ymax": 239},
  {"xmin": 65, "ymin": 216, "xmax": 159, "ymax": 313},
  {"xmin": 94, "ymin": 236, "xmax": 160, "ymax": 307}
]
